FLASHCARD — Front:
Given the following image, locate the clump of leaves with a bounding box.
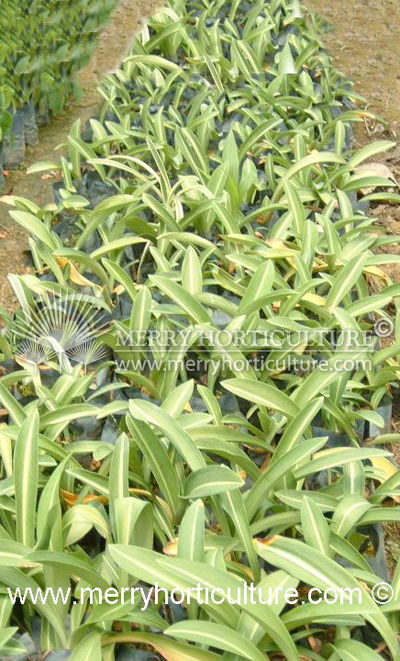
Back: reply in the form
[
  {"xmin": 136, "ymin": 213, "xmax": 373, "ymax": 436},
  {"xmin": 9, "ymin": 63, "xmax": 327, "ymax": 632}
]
[
  {"xmin": 0, "ymin": 0, "xmax": 399, "ymax": 659},
  {"xmin": 0, "ymin": 0, "xmax": 119, "ymax": 141}
]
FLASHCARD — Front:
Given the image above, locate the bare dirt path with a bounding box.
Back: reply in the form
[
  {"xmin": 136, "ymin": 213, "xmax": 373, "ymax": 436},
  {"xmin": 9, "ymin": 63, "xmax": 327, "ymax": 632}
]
[
  {"xmin": 304, "ymin": 0, "xmax": 400, "ymax": 129},
  {"xmin": 303, "ymin": 0, "xmax": 400, "ymax": 282},
  {"xmin": 0, "ymin": 0, "xmax": 160, "ymax": 311}
]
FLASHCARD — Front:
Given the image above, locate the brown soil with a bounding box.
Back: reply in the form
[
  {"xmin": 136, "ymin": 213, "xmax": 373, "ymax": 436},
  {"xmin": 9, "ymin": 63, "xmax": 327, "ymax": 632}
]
[
  {"xmin": 303, "ymin": 0, "xmax": 400, "ymax": 276},
  {"xmin": 0, "ymin": 0, "xmax": 161, "ymax": 312},
  {"xmin": 304, "ymin": 0, "xmax": 400, "ymax": 128}
]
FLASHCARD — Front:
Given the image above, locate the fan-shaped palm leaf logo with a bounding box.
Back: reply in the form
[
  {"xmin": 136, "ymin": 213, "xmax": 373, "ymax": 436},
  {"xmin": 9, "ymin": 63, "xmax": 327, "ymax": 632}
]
[{"xmin": 9, "ymin": 291, "xmax": 110, "ymax": 373}]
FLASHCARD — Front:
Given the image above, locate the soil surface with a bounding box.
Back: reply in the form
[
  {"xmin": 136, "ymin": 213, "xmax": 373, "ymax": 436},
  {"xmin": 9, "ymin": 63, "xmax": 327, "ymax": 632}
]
[
  {"xmin": 0, "ymin": 0, "xmax": 161, "ymax": 311},
  {"xmin": 305, "ymin": 0, "xmax": 400, "ymax": 129},
  {"xmin": 303, "ymin": 0, "xmax": 400, "ymax": 280}
]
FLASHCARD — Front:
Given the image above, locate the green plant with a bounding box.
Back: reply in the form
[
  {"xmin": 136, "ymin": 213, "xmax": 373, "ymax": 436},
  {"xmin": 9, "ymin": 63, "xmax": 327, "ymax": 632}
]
[
  {"xmin": 0, "ymin": 0, "xmax": 120, "ymax": 155},
  {"xmin": 0, "ymin": 0, "xmax": 399, "ymax": 659}
]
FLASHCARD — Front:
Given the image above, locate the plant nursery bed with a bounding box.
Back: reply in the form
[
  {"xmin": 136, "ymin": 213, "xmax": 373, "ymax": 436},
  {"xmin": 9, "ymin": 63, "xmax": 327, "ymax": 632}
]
[
  {"xmin": 0, "ymin": 0, "xmax": 399, "ymax": 660},
  {"xmin": 0, "ymin": 0, "xmax": 161, "ymax": 314}
]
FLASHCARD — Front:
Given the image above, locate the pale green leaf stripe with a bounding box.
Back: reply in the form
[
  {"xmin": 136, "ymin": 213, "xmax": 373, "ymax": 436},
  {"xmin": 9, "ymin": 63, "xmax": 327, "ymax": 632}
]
[
  {"xmin": 129, "ymin": 400, "xmax": 206, "ymax": 471},
  {"xmin": 0, "ymin": 540, "xmax": 31, "ymax": 566},
  {"xmin": 9, "ymin": 210, "xmax": 58, "ymax": 249},
  {"xmin": 109, "ymin": 544, "xmax": 240, "ymax": 628},
  {"xmin": 40, "ymin": 405, "xmax": 100, "ymax": 428},
  {"xmin": 292, "ymin": 349, "xmax": 367, "ymax": 407},
  {"xmin": 109, "ymin": 433, "xmax": 129, "ymax": 536},
  {"xmin": 130, "ymin": 285, "xmax": 151, "ymax": 334},
  {"xmin": 182, "ymin": 246, "xmax": 202, "ymax": 295},
  {"xmin": 183, "ymin": 466, "xmax": 244, "ymax": 499},
  {"xmin": 192, "ymin": 436, "xmax": 261, "ymax": 482},
  {"xmin": 334, "ymin": 638, "xmax": 385, "ymax": 661},
  {"xmin": 0, "ymin": 628, "xmax": 23, "ymax": 656},
  {"xmin": 114, "ymin": 498, "xmax": 152, "ymax": 549},
  {"xmin": 222, "ymin": 379, "xmax": 300, "ymax": 418},
  {"xmin": 282, "ymin": 601, "xmax": 371, "ymax": 629},
  {"xmin": 70, "ymin": 632, "xmax": 102, "ymax": 661},
  {"xmin": 109, "ymin": 433, "xmax": 129, "ymax": 503},
  {"xmin": 124, "ymin": 53, "xmax": 187, "ymax": 72},
  {"xmin": 36, "ymin": 457, "xmax": 68, "ymax": 539},
  {"xmin": 222, "ymin": 489, "xmax": 260, "ymax": 583},
  {"xmin": 150, "ymin": 275, "xmax": 210, "ymax": 324},
  {"xmin": 326, "ymin": 254, "xmax": 367, "ymax": 310},
  {"xmin": 15, "ymin": 410, "xmax": 39, "ymax": 547},
  {"xmin": 238, "ymin": 261, "xmax": 275, "ymax": 314},
  {"xmin": 254, "ymin": 536, "xmax": 399, "ymax": 660},
  {"xmin": 246, "ymin": 437, "xmax": 327, "ymax": 520},
  {"xmin": 90, "ymin": 236, "xmax": 147, "ymax": 260},
  {"xmin": 165, "ymin": 621, "xmax": 266, "ymax": 661},
  {"xmin": 178, "ymin": 500, "xmax": 205, "ymax": 562},
  {"xmin": 348, "ymin": 140, "xmax": 395, "ymax": 168},
  {"xmin": 294, "ymin": 448, "xmax": 391, "ymax": 479},
  {"xmin": 357, "ymin": 508, "xmax": 400, "ymax": 525},
  {"xmin": 109, "ymin": 545, "xmax": 297, "ymax": 660},
  {"xmin": 101, "ymin": 631, "xmax": 220, "ymax": 661},
  {"xmin": 0, "ymin": 567, "xmax": 67, "ymax": 645},
  {"xmin": 0, "ymin": 382, "xmax": 26, "ymax": 426},
  {"xmin": 86, "ymin": 596, "xmax": 140, "ymax": 625},
  {"xmin": 331, "ymin": 495, "xmax": 372, "ymax": 538},
  {"xmin": 272, "ymin": 397, "xmax": 324, "ymax": 463},
  {"xmin": 156, "ymin": 556, "xmax": 298, "ymax": 661},
  {"xmin": 162, "ymin": 380, "xmax": 194, "ymax": 418},
  {"xmin": 127, "ymin": 416, "xmax": 182, "ymax": 520},
  {"xmin": 276, "ymin": 489, "xmax": 338, "ymax": 511},
  {"xmin": 66, "ymin": 468, "xmax": 109, "ymax": 495},
  {"xmin": 301, "ymin": 497, "xmax": 331, "ymax": 556},
  {"xmin": 344, "ymin": 460, "xmax": 365, "ymax": 496},
  {"xmin": 272, "ymin": 152, "xmax": 345, "ymax": 202},
  {"xmin": 102, "ymin": 258, "xmax": 137, "ymax": 301},
  {"xmin": 26, "ymin": 551, "xmax": 110, "ymax": 590}
]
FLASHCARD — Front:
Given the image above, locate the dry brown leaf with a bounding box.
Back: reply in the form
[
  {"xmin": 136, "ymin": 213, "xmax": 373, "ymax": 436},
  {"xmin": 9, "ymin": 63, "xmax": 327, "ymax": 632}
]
[
  {"xmin": 163, "ymin": 539, "xmax": 178, "ymax": 557},
  {"xmin": 60, "ymin": 488, "xmax": 108, "ymax": 507},
  {"xmin": 355, "ymin": 162, "xmax": 398, "ymax": 194},
  {"xmin": 56, "ymin": 255, "xmax": 101, "ymax": 290}
]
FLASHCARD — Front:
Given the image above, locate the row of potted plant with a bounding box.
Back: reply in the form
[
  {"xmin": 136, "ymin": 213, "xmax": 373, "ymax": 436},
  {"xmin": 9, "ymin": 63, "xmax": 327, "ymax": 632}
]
[
  {"xmin": 0, "ymin": 0, "xmax": 399, "ymax": 659},
  {"xmin": 0, "ymin": 0, "xmax": 119, "ymax": 181}
]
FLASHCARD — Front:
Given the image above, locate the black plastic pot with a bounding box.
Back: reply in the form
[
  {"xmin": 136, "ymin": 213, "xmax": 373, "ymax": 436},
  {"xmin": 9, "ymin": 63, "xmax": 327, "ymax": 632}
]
[
  {"xmin": 70, "ymin": 414, "xmax": 104, "ymax": 441},
  {"xmin": 36, "ymin": 110, "xmax": 50, "ymax": 127},
  {"xmin": 311, "ymin": 420, "xmax": 365, "ymax": 446},
  {"xmin": 23, "ymin": 102, "xmax": 39, "ymax": 147},
  {"xmin": 359, "ymin": 523, "xmax": 391, "ymax": 582},
  {"xmin": 35, "ymin": 98, "xmax": 50, "ymax": 127},
  {"xmin": 2, "ymin": 108, "xmax": 25, "ymax": 169},
  {"xmin": 100, "ymin": 418, "xmax": 120, "ymax": 445},
  {"xmin": 4, "ymin": 632, "xmax": 36, "ymax": 661},
  {"xmin": 81, "ymin": 119, "xmax": 95, "ymax": 143},
  {"xmin": 309, "ymin": 425, "xmax": 364, "ymax": 489},
  {"xmin": 367, "ymin": 396, "xmax": 393, "ymax": 441}
]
